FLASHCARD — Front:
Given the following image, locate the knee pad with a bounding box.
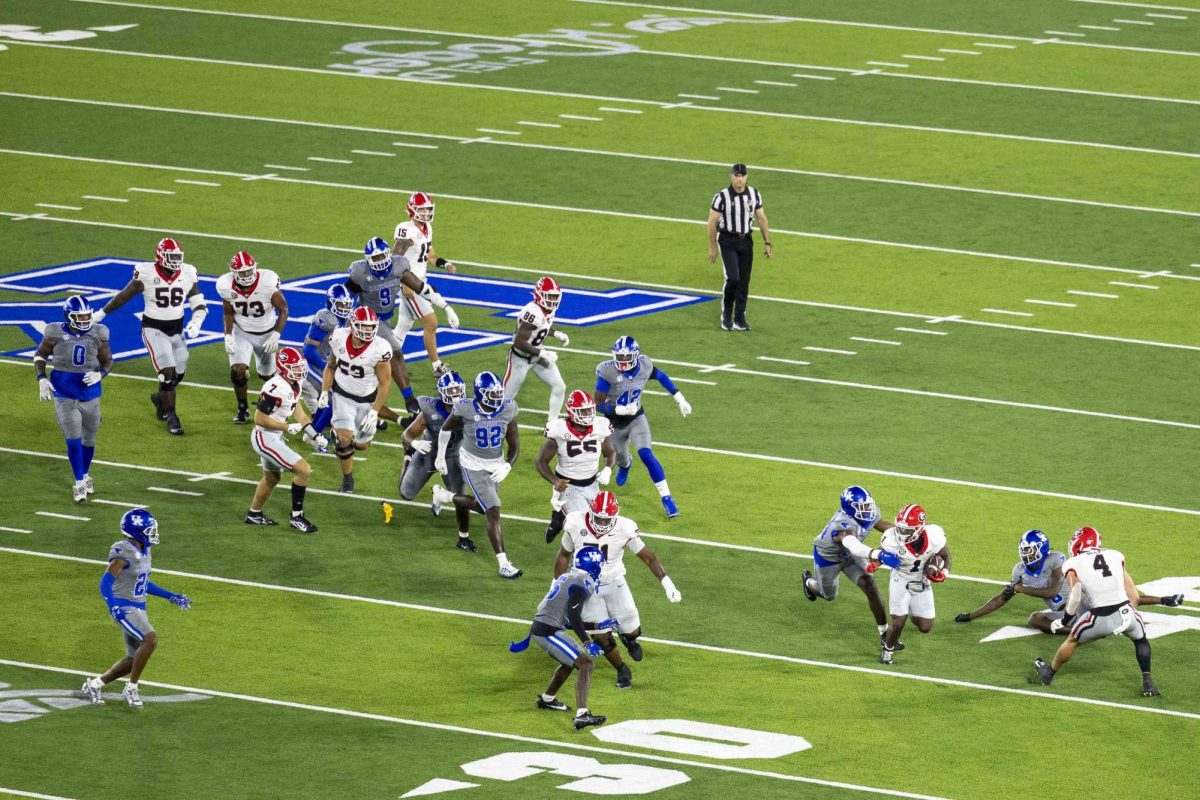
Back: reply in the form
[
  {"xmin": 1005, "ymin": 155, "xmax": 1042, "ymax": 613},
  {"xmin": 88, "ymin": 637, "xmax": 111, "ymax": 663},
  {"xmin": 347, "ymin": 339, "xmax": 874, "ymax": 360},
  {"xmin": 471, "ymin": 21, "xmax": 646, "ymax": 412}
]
[
  {"xmin": 230, "ymin": 367, "xmax": 249, "ymax": 389},
  {"xmin": 336, "ymin": 443, "xmax": 355, "ymax": 461},
  {"xmin": 599, "ymin": 637, "xmax": 618, "ymax": 654},
  {"xmin": 619, "ymin": 632, "xmax": 639, "ymax": 645}
]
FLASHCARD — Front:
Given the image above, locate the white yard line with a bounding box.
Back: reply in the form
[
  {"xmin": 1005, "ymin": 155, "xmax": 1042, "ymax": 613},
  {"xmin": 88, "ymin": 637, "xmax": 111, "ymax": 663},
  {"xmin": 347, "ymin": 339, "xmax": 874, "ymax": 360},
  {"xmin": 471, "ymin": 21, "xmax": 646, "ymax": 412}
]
[
  {"xmin": 895, "ymin": 327, "xmax": 948, "ymax": 336},
  {"xmin": 126, "ymin": 186, "xmax": 175, "ymax": 194},
  {"xmin": 147, "ymin": 486, "xmax": 205, "ymax": 497},
  {"xmin": 34, "ymin": 203, "xmax": 82, "ymax": 210},
  {"xmin": 1025, "ymin": 299, "xmax": 1077, "ymax": 307},
  {"xmin": 849, "ymin": 337, "xmax": 902, "ymax": 346},
  {"xmin": 884, "ymin": 72, "xmax": 1200, "ymax": 106},
  {"xmin": 803, "ymin": 346, "xmax": 857, "ymax": 355},
  {"xmin": 715, "ymin": 86, "xmax": 760, "ymax": 93},
  {"xmin": 475, "ymin": 128, "xmax": 520, "ymax": 136},
  {"xmin": 350, "ymin": 149, "xmax": 395, "ymax": 157},
  {"xmin": 559, "ymin": 113, "xmax": 603, "ymax": 120},
  {"xmin": 0, "ymin": 527, "xmax": 33, "ymax": 534},
  {"xmin": 981, "ymin": 308, "xmax": 1034, "ymax": 317},
  {"xmin": 1145, "ymin": 13, "xmax": 1189, "ymax": 19},
  {"xmin": 973, "ymin": 42, "xmax": 1017, "ymax": 48},
  {"xmin": 1078, "ymin": 24, "xmax": 1122, "ymax": 30},
  {"xmin": 939, "ymin": 48, "xmax": 982, "ymax": 55},
  {"xmin": 34, "ymin": 511, "xmax": 89, "ymax": 522},
  {"xmin": 0, "ymin": 786, "xmax": 80, "ymax": 800},
  {"xmin": 791, "ymin": 73, "xmax": 837, "ymax": 80},
  {"xmin": 754, "ymin": 79, "xmax": 798, "ymax": 87},
  {"xmin": 305, "ymin": 157, "xmax": 352, "ymax": 164},
  {"xmin": 173, "ymin": 179, "xmax": 220, "ymax": 186},
  {"xmin": 902, "ymin": 54, "xmax": 945, "ymax": 61},
  {"xmin": 1067, "ymin": 290, "xmax": 1120, "ymax": 298},
  {"xmin": 391, "ymin": 141, "xmax": 439, "ymax": 150},
  {"xmin": 675, "ymin": 93, "xmax": 720, "ymax": 100},
  {"xmin": 597, "ymin": 106, "xmax": 643, "ymax": 114},
  {"xmin": 1112, "ymin": 18, "xmax": 1156, "ymax": 24},
  {"xmin": 867, "ymin": 61, "xmax": 909, "ymax": 68},
  {"xmin": 517, "ymin": 120, "xmax": 561, "ymax": 128},
  {"xmin": 80, "ymin": 195, "xmax": 127, "ymax": 203},
  {"xmin": 1044, "ymin": 30, "xmax": 1088, "ymax": 36},
  {"xmin": 757, "ymin": 356, "xmax": 811, "ymax": 366},
  {"xmin": 263, "ymin": 164, "xmax": 308, "ymax": 171},
  {"xmin": 89, "ymin": 498, "xmax": 146, "ymax": 508},
  {"xmin": 1109, "ymin": 281, "xmax": 1160, "ymax": 289}
]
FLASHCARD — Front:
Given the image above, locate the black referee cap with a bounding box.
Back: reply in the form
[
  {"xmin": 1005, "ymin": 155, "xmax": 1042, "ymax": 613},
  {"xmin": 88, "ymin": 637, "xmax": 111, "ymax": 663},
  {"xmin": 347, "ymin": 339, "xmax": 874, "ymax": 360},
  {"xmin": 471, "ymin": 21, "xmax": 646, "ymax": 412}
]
[{"xmin": 730, "ymin": 162, "xmax": 748, "ymax": 175}]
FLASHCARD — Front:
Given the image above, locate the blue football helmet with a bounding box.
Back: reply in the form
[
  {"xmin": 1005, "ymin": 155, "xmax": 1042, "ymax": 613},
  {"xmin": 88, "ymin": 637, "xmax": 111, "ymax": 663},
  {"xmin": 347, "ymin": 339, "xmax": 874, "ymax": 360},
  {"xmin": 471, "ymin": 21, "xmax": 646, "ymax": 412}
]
[
  {"xmin": 473, "ymin": 371, "xmax": 505, "ymax": 414},
  {"xmin": 63, "ymin": 295, "xmax": 94, "ymax": 332},
  {"xmin": 1019, "ymin": 529, "xmax": 1050, "ymax": 572},
  {"xmin": 364, "ymin": 236, "xmax": 393, "ymax": 277},
  {"xmin": 121, "ymin": 508, "xmax": 159, "ymax": 547},
  {"xmin": 325, "ymin": 284, "xmax": 354, "ymax": 321},
  {"xmin": 612, "ymin": 336, "xmax": 640, "ymax": 373},
  {"xmin": 575, "ymin": 545, "xmax": 605, "ymax": 582},
  {"xmin": 437, "ymin": 370, "xmax": 466, "ymax": 405},
  {"xmin": 839, "ymin": 485, "xmax": 877, "ymax": 524}
]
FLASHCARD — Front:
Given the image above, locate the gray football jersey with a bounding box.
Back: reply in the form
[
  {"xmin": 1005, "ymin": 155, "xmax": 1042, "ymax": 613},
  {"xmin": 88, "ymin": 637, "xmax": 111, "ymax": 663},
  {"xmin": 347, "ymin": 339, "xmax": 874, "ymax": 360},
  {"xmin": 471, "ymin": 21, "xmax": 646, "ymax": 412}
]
[
  {"xmin": 108, "ymin": 539, "xmax": 152, "ymax": 604},
  {"xmin": 533, "ymin": 569, "xmax": 596, "ymax": 630},
  {"xmin": 309, "ymin": 308, "xmax": 342, "ymax": 361},
  {"xmin": 597, "ymin": 355, "xmax": 656, "ymax": 412},
  {"xmin": 43, "ymin": 322, "xmax": 109, "ymax": 372},
  {"xmin": 813, "ymin": 509, "xmax": 876, "ymax": 561},
  {"xmin": 1011, "ymin": 550, "xmax": 1068, "ymax": 610},
  {"xmin": 451, "ymin": 397, "xmax": 518, "ymax": 460},
  {"xmin": 419, "ymin": 395, "xmax": 461, "ymax": 456},
  {"xmin": 347, "ymin": 258, "xmax": 407, "ymax": 319}
]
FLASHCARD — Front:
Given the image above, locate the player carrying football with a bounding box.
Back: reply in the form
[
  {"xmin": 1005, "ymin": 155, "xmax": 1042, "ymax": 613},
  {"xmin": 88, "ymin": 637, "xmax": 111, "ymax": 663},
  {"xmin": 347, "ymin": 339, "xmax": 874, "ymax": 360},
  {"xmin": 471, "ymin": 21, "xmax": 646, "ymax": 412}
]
[
  {"xmin": 392, "ymin": 192, "xmax": 459, "ymax": 372},
  {"xmin": 878, "ymin": 504, "xmax": 951, "ymax": 665},
  {"xmin": 536, "ymin": 389, "xmax": 616, "ymax": 543},
  {"xmin": 217, "ymin": 251, "xmax": 288, "ymax": 424},
  {"xmin": 503, "ymin": 276, "xmax": 570, "ymax": 419}
]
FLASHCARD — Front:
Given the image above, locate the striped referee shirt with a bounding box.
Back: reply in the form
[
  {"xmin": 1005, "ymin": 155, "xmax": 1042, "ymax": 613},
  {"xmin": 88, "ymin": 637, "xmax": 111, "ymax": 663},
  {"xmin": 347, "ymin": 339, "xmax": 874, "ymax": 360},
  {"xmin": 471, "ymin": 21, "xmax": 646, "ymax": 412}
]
[{"xmin": 711, "ymin": 186, "xmax": 763, "ymax": 235}]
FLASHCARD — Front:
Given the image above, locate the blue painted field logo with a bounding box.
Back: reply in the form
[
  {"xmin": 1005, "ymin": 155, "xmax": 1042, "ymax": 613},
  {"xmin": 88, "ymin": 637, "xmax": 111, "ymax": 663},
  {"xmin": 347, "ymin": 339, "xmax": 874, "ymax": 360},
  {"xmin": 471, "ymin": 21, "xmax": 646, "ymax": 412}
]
[
  {"xmin": 0, "ymin": 258, "xmax": 707, "ymax": 363},
  {"xmin": 0, "ymin": 681, "xmax": 209, "ymax": 723}
]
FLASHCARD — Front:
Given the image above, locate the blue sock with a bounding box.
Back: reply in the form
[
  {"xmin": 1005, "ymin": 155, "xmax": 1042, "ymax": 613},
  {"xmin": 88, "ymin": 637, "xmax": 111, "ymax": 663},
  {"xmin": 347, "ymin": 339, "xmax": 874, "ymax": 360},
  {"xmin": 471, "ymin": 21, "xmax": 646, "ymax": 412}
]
[
  {"xmin": 637, "ymin": 447, "xmax": 666, "ymax": 483},
  {"xmin": 82, "ymin": 444, "xmax": 95, "ymax": 473},
  {"xmin": 401, "ymin": 386, "xmax": 414, "ymax": 400},
  {"xmin": 313, "ymin": 406, "xmax": 333, "ymax": 433},
  {"xmin": 66, "ymin": 438, "xmax": 85, "ymax": 481}
]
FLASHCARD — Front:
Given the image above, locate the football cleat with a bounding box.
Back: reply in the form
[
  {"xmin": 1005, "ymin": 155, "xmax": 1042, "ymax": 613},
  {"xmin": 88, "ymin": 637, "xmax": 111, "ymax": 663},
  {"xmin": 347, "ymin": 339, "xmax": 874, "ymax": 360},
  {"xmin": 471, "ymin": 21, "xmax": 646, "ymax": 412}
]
[
  {"xmin": 880, "ymin": 632, "xmax": 904, "ymax": 652},
  {"xmin": 537, "ymin": 695, "xmax": 569, "ymax": 712},
  {"xmin": 150, "ymin": 392, "xmax": 167, "ymax": 421},
  {"xmin": 1142, "ymin": 675, "xmax": 1161, "ymax": 697},
  {"xmin": 375, "ymin": 419, "xmax": 388, "ymax": 432},
  {"xmin": 289, "ymin": 514, "xmax": 318, "ymax": 534},
  {"xmin": 456, "ymin": 536, "xmax": 478, "ymax": 553},
  {"xmin": 245, "ymin": 510, "xmax": 278, "ymax": 526},
  {"xmin": 73, "ymin": 480, "xmax": 88, "ymax": 504},
  {"xmin": 1160, "ymin": 594, "xmax": 1185, "ymax": 607},
  {"xmin": 1069, "ymin": 526, "xmax": 1102, "ymax": 558},
  {"xmin": 499, "ymin": 563, "xmax": 524, "ymax": 580},
  {"xmin": 616, "ymin": 665, "xmax": 633, "ymax": 689},
  {"xmin": 122, "ymin": 683, "xmax": 143, "ymax": 709},
  {"xmin": 661, "ymin": 495, "xmax": 679, "ymax": 518},
  {"xmin": 619, "ymin": 633, "xmax": 643, "ymax": 662},
  {"xmin": 63, "ymin": 295, "xmax": 94, "ymax": 332},
  {"xmin": 880, "ymin": 646, "xmax": 894, "ymax": 665},
  {"xmin": 233, "ymin": 405, "xmax": 250, "ymax": 425},
  {"xmin": 80, "ymin": 679, "xmax": 104, "ymax": 705},
  {"xmin": 573, "ymin": 712, "xmax": 606, "ymax": 730},
  {"xmin": 1034, "ymin": 658, "xmax": 1055, "ymax": 686},
  {"xmin": 732, "ymin": 319, "xmax": 751, "ymax": 331},
  {"xmin": 802, "ymin": 569, "xmax": 817, "ymax": 602},
  {"xmin": 431, "ymin": 484, "xmax": 454, "ymax": 517},
  {"xmin": 166, "ymin": 414, "xmax": 184, "ymax": 436},
  {"xmin": 615, "ymin": 462, "xmax": 630, "ymax": 486},
  {"xmin": 339, "ymin": 475, "xmax": 355, "ymax": 494},
  {"xmin": 83, "ymin": 474, "xmax": 94, "ymax": 495},
  {"xmin": 720, "ymin": 315, "xmax": 732, "ymax": 332}
]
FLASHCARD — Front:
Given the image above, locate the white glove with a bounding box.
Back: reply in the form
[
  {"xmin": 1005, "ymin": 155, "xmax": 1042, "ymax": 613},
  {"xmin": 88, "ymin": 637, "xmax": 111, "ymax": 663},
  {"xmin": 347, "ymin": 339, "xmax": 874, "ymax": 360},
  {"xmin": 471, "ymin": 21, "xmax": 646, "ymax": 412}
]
[
  {"xmin": 38, "ymin": 378, "xmax": 53, "ymax": 401},
  {"xmin": 224, "ymin": 333, "xmax": 237, "ymax": 355},
  {"xmin": 540, "ymin": 349, "xmax": 558, "ymax": 366},
  {"xmin": 662, "ymin": 576, "xmax": 682, "ymax": 603},
  {"xmin": 598, "ymin": 466, "xmax": 612, "ymax": 485},
  {"xmin": 183, "ymin": 318, "xmax": 204, "ymax": 339},
  {"xmin": 263, "ymin": 331, "xmax": 281, "ymax": 354},
  {"xmin": 83, "ymin": 370, "xmax": 104, "ymax": 386},
  {"xmin": 286, "ymin": 422, "xmax": 303, "ymax": 436},
  {"xmin": 410, "ymin": 438, "xmax": 432, "ymax": 455},
  {"xmin": 490, "ymin": 461, "xmax": 512, "ymax": 483},
  {"xmin": 92, "ymin": 309, "xmax": 106, "ymax": 324},
  {"xmin": 302, "ymin": 425, "xmax": 327, "ymax": 450},
  {"xmin": 675, "ymin": 393, "xmax": 691, "ymax": 417},
  {"xmin": 434, "ymin": 454, "xmax": 448, "ymax": 475},
  {"xmin": 317, "ymin": 391, "xmax": 330, "ymax": 410},
  {"xmin": 549, "ymin": 490, "xmax": 566, "ymax": 512},
  {"xmin": 614, "ymin": 403, "xmax": 638, "ymax": 416},
  {"xmin": 552, "ymin": 330, "xmax": 570, "ymax": 347},
  {"xmin": 360, "ymin": 408, "xmax": 378, "ymax": 435},
  {"xmin": 444, "ymin": 306, "xmax": 460, "ymax": 329}
]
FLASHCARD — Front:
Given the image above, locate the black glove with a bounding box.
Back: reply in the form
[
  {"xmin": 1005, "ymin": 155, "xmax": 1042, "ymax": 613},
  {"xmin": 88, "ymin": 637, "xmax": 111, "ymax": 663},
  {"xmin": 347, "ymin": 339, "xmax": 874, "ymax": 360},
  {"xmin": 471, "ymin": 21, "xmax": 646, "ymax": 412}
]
[
  {"xmin": 1161, "ymin": 594, "xmax": 1184, "ymax": 607},
  {"xmin": 954, "ymin": 613, "xmax": 971, "ymax": 623},
  {"xmin": 1061, "ymin": 611, "xmax": 1076, "ymax": 627},
  {"xmin": 1001, "ymin": 584, "xmax": 1016, "ymax": 599}
]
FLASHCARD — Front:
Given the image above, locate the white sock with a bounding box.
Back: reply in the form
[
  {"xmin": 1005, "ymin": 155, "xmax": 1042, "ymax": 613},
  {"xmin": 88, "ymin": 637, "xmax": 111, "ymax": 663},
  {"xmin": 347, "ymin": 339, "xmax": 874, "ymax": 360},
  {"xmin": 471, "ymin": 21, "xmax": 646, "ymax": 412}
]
[
  {"xmin": 88, "ymin": 677, "xmax": 103, "ymax": 689},
  {"xmin": 877, "ymin": 624, "xmax": 887, "ymax": 635},
  {"xmin": 654, "ymin": 480, "xmax": 671, "ymax": 498},
  {"xmin": 576, "ymin": 707, "xmax": 588, "ymax": 717},
  {"xmin": 497, "ymin": 553, "xmax": 511, "ymax": 568},
  {"xmin": 127, "ymin": 681, "xmax": 138, "ymax": 689},
  {"xmin": 458, "ymin": 531, "xmax": 470, "ymax": 539},
  {"xmin": 541, "ymin": 693, "xmax": 555, "ymax": 703}
]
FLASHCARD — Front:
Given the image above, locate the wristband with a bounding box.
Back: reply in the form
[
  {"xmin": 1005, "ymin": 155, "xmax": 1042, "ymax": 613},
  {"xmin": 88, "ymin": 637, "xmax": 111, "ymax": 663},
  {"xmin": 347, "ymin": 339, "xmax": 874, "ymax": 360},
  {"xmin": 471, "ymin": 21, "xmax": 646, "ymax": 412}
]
[{"xmin": 435, "ymin": 258, "xmax": 448, "ymax": 269}]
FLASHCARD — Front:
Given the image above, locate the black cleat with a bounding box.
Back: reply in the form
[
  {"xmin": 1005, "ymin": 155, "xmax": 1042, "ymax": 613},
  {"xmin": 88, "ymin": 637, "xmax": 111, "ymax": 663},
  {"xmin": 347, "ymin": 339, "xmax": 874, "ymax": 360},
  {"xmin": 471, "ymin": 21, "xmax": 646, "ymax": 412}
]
[
  {"xmin": 545, "ymin": 526, "xmax": 558, "ymax": 544},
  {"xmin": 339, "ymin": 475, "xmax": 355, "ymax": 494},
  {"xmin": 166, "ymin": 413, "xmax": 184, "ymax": 436},
  {"xmin": 244, "ymin": 510, "xmax": 278, "ymax": 526},
  {"xmin": 1034, "ymin": 658, "xmax": 1055, "ymax": 686},
  {"xmin": 880, "ymin": 632, "xmax": 905, "ymax": 652},
  {"xmin": 233, "ymin": 405, "xmax": 250, "ymax": 424},
  {"xmin": 573, "ymin": 712, "xmax": 606, "ymax": 730},
  {"xmin": 289, "ymin": 514, "xmax": 318, "ymax": 534},
  {"xmin": 150, "ymin": 392, "xmax": 167, "ymax": 421},
  {"xmin": 880, "ymin": 646, "xmax": 894, "ymax": 665},
  {"xmin": 720, "ymin": 317, "xmax": 732, "ymax": 331},
  {"xmin": 1160, "ymin": 594, "xmax": 1185, "ymax": 608},
  {"xmin": 375, "ymin": 419, "xmax": 388, "ymax": 431},
  {"xmin": 537, "ymin": 695, "xmax": 569, "ymax": 712},
  {"xmin": 1142, "ymin": 675, "xmax": 1161, "ymax": 697},
  {"xmin": 404, "ymin": 395, "xmax": 420, "ymax": 415},
  {"xmin": 801, "ymin": 569, "xmax": 817, "ymax": 602},
  {"xmin": 616, "ymin": 665, "xmax": 632, "ymax": 690},
  {"xmin": 620, "ymin": 634, "xmax": 643, "ymax": 662},
  {"xmin": 456, "ymin": 536, "xmax": 478, "ymax": 553},
  {"xmin": 733, "ymin": 318, "xmax": 751, "ymax": 331}
]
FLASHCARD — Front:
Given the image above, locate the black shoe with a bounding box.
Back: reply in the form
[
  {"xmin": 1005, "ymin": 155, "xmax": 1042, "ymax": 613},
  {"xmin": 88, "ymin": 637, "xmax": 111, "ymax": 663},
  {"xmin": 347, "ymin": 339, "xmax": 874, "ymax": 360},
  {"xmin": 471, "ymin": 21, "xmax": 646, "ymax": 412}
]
[
  {"xmin": 573, "ymin": 712, "xmax": 606, "ymax": 730},
  {"xmin": 1142, "ymin": 675, "xmax": 1161, "ymax": 697},
  {"xmin": 289, "ymin": 514, "xmax": 318, "ymax": 534},
  {"xmin": 732, "ymin": 318, "xmax": 751, "ymax": 331},
  {"xmin": 339, "ymin": 475, "xmax": 355, "ymax": 494},
  {"xmin": 880, "ymin": 632, "xmax": 905, "ymax": 652},
  {"xmin": 620, "ymin": 634, "xmax": 643, "ymax": 662},
  {"xmin": 1034, "ymin": 658, "xmax": 1055, "ymax": 686},
  {"xmin": 456, "ymin": 536, "xmax": 478, "ymax": 553},
  {"xmin": 244, "ymin": 510, "xmax": 277, "ymax": 526},
  {"xmin": 375, "ymin": 419, "xmax": 388, "ymax": 431},
  {"xmin": 720, "ymin": 317, "xmax": 732, "ymax": 331},
  {"xmin": 537, "ymin": 695, "xmax": 569, "ymax": 712},
  {"xmin": 616, "ymin": 665, "xmax": 632, "ymax": 689},
  {"xmin": 150, "ymin": 392, "xmax": 167, "ymax": 421},
  {"xmin": 233, "ymin": 405, "xmax": 249, "ymax": 424},
  {"xmin": 545, "ymin": 525, "xmax": 558, "ymax": 544},
  {"xmin": 166, "ymin": 414, "xmax": 184, "ymax": 436},
  {"xmin": 404, "ymin": 395, "xmax": 420, "ymax": 414},
  {"xmin": 801, "ymin": 569, "xmax": 817, "ymax": 602},
  {"xmin": 1160, "ymin": 594, "xmax": 1184, "ymax": 607}
]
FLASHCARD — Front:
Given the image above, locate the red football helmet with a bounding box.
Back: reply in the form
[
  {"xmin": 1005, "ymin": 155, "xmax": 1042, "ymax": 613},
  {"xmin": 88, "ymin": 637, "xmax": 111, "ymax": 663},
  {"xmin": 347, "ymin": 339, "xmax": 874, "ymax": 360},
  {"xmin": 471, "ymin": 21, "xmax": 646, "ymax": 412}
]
[
  {"xmin": 588, "ymin": 491, "xmax": 619, "ymax": 536},
  {"xmin": 275, "ymin": 346, "xmax": 307, "ymax": 383},
  {"xmin": 229, "ymin": 251, "xmax": 258, "ymax": 287},
  {"xmin": 350, "ymin": 306, "xmax": 379, "ymax": 342},
  {"xmin": 565, "ymin": 390, "xmax": 595, "ymax": 428},
  {"xmin": 894, "ymin": 504, "xmax": 926, "ymax": 544},
  {"xmin": 534, "ymin": 276, "xmax": 562, "ymax": 312},
  {"xmin": 155, "ymin": 237, "xmax": 184, "ymax": 273},
  {"xmin": 407, "ymin": 191, "xmax": 435, "ymax": 224},
  {"xmin": 1069, "ymin": 526, "xmax": 1102, "ymax": 557}
]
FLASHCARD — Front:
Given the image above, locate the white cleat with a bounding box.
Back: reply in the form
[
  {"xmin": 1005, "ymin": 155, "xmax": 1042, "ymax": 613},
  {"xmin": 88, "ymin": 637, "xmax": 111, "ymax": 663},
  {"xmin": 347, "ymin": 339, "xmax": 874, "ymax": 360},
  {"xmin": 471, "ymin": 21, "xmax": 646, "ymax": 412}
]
[
  {"xmin": 80, "ymin": 679, "xmax": 104, "ymax": 705},
  {"xmin": 499, "ymin": 563, "xmax": 524, "ymax": 580},
  {"xmin": 72, "ymin": 480, "xmax": 88, "ymax": 504},
  {"xmin": 83, "ymin": 474, "xmax": 95, "ymax": 495},
  {"xmin": 122, "ymin": 683, "xmax": 143, "ymax": 709},
  {"xmin": 430, "ymin": 484, "xmax": 454, "ymax": 517}
]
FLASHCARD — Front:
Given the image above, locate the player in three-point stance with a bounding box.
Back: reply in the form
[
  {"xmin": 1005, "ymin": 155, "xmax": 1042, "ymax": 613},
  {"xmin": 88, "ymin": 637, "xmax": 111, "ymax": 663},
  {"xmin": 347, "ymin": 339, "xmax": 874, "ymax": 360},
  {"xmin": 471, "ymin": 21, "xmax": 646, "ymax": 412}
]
[
  {"xmin": 434, "ymin": 372, "xmax": 523, "ymax": 579},
  {"xmin": 318, "ymin": 306, "xmax": 393, "ymax": 495},
  {"xmin": 1034, "ymin": 527, "xmax": 1161, "ymax": 697},
  {"xmin": 508, "ymin": 545, "xmax": 612, "ymax": 730},
  {"xmin": 502, "ymin": 276, "xmax": 570, "ymax": 419},
  {"xmin": 399, "ymin": 370, "xmax": 477, "ymax": 552},
  {"xmin": 94, "ymin": 238, "xmax": 207, "ymax": 435},
  {"xmin": 953, "ymin": 529, "xmax": 1184, "ymax": 631},
  {"xmin": 244, "ymin": 347, "xmax": 325, "ymax": 533},
  {"xmin": 878, "ymin": 504, "xmax": 951, "ymax": 665},
  {"xmin": 536, "ymin": 389, "xmax": 616, "ymax": 543},
  {"xmin": 345, "ymin": 236, "xmax": 459, "ymax": 416},
  {"xmin": 300, "ymin": 284, "xmax": 354, "ymax": 442},
  {"xmin": 802, "ymin": 486, "xmax": 904, "ymax": 651},
  {"xmin": 594, "ymin": 336, "xmax": 691, "ymax": 518},
  {"xmin": 553, "ymin": 492, "xmax": 681, "ymax": 689},
  {"xmin": 217, "ymin": 251, "xmax": 288, "ymax": 424},
  {"xmin": 33, "ymin": 296, "xmax": 112, "ymax": 503},
  {"xmin": 80, "ymin": 508, "xmax": 191, "ymax": 710},
  {"xmin": 392, "ymin": 192, "xmax": 459, "ymax": 373}
]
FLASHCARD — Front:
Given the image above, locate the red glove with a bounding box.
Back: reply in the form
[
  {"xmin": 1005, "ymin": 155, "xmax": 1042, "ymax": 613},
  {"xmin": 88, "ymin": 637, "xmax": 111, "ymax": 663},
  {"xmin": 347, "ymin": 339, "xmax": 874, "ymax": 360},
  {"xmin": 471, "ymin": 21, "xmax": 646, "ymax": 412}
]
[
  {"xmin": 865, "ymin": 561, "xmax": 879, "ymax": 575},
  {"xmin": 928, "ymin": 570, "xmax": 947, "ymax": 583}
]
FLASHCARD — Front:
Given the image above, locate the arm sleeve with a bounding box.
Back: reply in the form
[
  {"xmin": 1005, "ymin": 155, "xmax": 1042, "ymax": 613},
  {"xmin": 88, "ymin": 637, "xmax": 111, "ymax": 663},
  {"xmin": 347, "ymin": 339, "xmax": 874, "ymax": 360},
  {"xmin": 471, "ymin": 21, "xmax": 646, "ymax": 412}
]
[
  {"xmin": 651, "ymin": 366, "xmax": 679, "ymax": 395},
  {"xmin": 99, "ymin": 572, "xmax": 116, "ymax": 604},
  {"xmin": 145, "ymin": 581, "xmax": 174, "ymax": 600},
  {"xmin": 257, "ymin": 394, "xmax": 280, "ymax": 415},
  {"xmin": 344, "ymin": 278, "xmax": 362, "ymax": 295},
  {"xmin": 566, "ymin": 586, "xmax": 589, "ymax": 642},
  {"xmin": 840, "ymin": 535, "xmax": 872, "ymax": 559}
]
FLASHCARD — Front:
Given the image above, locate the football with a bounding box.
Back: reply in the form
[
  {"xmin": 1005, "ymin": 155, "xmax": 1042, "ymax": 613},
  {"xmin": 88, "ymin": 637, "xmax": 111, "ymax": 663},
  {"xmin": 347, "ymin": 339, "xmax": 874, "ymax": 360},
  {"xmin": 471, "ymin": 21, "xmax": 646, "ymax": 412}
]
[{"xmin": 925, "ymin": 555, "xmax": 946, "ymax": 578}]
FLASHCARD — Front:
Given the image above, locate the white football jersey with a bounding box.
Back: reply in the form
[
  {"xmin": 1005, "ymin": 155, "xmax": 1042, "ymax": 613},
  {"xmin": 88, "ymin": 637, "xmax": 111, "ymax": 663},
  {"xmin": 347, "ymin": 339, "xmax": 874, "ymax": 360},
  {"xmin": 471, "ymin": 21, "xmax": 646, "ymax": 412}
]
[
  {"xmin": 1064, "ymin": 548, "xmax": 1129, "ymax": 608},
  {"xmin": 216, "ymin": 268, "xmax": 281, "ymax": 333},
  {"xmin": 881, "ymin": 523, "xmax": 948, "ymax": 588},
  {"xmin": 545, "ymin": 417, "xmax": 612, "ymax": 480},
  {"xmin": 393, "ymin": 220, "xmax": 433, "ymax": 280},
  {"xmin": 133, "ymin": 261, "xmax": 200, "ymax": 322},
  {"xmin": 256, "ymin": 375, "xmax": 299, "ymax": 430},
  {"xmin": 328, "ymin": 328, "xmax": 392, "ymax": 397},
  {"xmin": 561, "ymin": 511, "xmax": 644, "ymax": 584},
  {"xmin": 513, "ymin": 301, "xmax": 554, "ymax": 350}
]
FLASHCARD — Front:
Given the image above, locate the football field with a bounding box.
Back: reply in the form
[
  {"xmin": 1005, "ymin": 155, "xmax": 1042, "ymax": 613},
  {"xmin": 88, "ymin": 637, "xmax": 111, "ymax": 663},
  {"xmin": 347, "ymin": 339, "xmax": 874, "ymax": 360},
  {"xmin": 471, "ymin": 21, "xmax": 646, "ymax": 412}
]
[{"xmin": 1, "ymin": 1, "xmax": 1199, "ymax": 798}]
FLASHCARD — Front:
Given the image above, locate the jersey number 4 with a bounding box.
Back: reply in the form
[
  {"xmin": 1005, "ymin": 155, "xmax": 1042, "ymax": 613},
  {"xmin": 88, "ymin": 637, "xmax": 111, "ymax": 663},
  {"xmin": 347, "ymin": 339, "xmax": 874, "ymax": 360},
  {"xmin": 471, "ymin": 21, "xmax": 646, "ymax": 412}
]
[
  {"xmin": 1093, "ymin": 553, "xmax": 1112, "ymax": 577},
  {"xmin": 154, "ymin": 287, "xmax": 184, "ymax": 308}
]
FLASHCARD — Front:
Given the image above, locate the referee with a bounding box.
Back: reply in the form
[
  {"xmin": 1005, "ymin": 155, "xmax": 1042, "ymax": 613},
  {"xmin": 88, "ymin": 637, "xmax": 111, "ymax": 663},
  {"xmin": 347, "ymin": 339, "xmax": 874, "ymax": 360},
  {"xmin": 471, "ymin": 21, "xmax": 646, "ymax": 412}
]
[{"xmin": 707, "ymin": 163, "xmax": 771, "ymax": 331}]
